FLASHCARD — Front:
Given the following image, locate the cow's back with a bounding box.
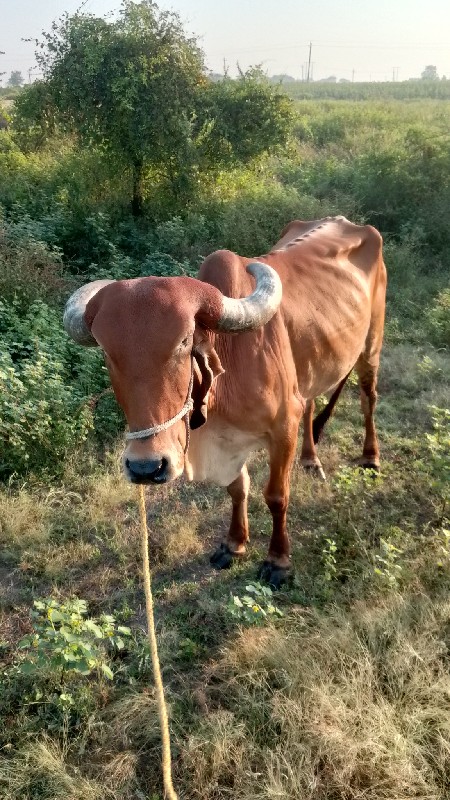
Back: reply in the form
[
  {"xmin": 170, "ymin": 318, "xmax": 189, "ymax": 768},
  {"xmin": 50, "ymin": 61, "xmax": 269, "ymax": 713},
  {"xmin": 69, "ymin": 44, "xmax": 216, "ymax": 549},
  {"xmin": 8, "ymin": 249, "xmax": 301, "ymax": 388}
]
[
  {"xmin": 263, "ymin": 216, "xmax": 386, "ymax": 397},
  {"xmin": 198, "ymin": 216, "xmax": 386, "ymax": 402}
]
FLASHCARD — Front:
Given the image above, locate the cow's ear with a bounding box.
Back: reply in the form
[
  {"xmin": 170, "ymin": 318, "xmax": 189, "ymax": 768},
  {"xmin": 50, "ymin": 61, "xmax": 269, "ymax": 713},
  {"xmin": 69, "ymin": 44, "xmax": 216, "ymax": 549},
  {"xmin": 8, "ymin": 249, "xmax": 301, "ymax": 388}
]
[{"xmin": 191, "ymin": 336, "xmax": 224, "ymax": 429}]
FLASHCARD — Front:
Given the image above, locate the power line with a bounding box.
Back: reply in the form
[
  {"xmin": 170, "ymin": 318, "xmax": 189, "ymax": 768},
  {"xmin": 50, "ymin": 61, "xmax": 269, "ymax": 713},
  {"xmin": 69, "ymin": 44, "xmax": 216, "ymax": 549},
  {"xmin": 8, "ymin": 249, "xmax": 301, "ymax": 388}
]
[{"xmin": 207, "ymin": 41, "xmax": 450, "ymax": 56}]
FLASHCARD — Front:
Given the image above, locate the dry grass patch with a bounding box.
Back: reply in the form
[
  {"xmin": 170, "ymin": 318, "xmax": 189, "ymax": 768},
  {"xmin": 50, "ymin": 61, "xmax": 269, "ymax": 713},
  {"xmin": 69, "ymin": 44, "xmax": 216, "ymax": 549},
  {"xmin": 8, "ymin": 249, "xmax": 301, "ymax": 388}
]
[
  {"xmin": 0, "ymin": 738, "xmax": 107, "ymax": 800},
  {"xmin": 148, "ymin": 510, "xmax": 204, "ymax": 567},
  {"xmin": 180, "ymin": 592, "xmax": 450, "ymax": 799},
  {"xmin": 18, "ymin": 539, "xmax": 101, "ymax": 580},
  {"xmin": 0, "ymin": 486, "xmax": 51, "ymax": 550},
  {"xmin": 83, "ymin": 467, "xmax": 134, "ymax": 530},
  {"xmin": 102, "ymin": 690, "xmax": 161, "ymax": 751},
  {"xmin": 100, "ymin": 751, "xmax": 139, "ymax": 792},
  {"xmin": 183, "ymin": 710, "xmax": 250, "ymax": 798}
]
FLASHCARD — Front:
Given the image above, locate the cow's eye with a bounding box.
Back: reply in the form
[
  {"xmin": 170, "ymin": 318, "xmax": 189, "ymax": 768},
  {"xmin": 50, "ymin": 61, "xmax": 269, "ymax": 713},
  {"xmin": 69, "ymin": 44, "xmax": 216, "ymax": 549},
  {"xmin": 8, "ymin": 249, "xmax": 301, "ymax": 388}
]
[
  {"xmin": 180, "ymin": 334, "xmax": 192, "ymax": 349},
  {"xmin": 174, "ymin": 335, "xmax": 192, "ymax": 357}
]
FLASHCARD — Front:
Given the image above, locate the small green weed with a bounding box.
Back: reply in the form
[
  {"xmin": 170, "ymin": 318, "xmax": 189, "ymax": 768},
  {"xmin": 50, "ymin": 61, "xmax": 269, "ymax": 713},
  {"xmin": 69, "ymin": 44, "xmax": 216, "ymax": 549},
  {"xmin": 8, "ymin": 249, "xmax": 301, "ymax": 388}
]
[
  {"xmin": 426, "ymin": 288, "xmax": 450, "ymax": 348},
  {"xmin": 374, "ymin": 535, "xmax": 404, "ymax": 589},
  {"xmin": 227, "ymin": 583, "xmax": 284, "ymax": 626},
  {"xmin": 17, "ymin": 597, "xmax": 131, "ymax": 689},
  {"xmin": 332, "ymin": 464, "xmax": 381, "ymax": 536}
]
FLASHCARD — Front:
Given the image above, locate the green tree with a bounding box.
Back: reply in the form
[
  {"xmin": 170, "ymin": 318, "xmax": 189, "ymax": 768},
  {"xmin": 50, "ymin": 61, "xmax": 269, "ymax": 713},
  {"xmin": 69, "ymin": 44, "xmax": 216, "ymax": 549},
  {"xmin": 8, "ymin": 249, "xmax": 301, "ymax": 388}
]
[
  {"xmin": 421, "ymin": 65, "xmax": 439, "ymax": 80},
  {"xmin": 14, "ymin": 2, "xmax": 293, "ymax": 215},
  {"xmin": 13, "ymin": 80, "xmax": 56, "ymax": 147},
  {"xmin": 18, "ymin": 1, "xmax": 205, "ymax": 215},
  {"xmin": 7, "ymin": 70, "xmax": 24, "ymax": 87},
  {"xmin": 195, "ymin": 68, "xmax": 293, "ymax": 172}
]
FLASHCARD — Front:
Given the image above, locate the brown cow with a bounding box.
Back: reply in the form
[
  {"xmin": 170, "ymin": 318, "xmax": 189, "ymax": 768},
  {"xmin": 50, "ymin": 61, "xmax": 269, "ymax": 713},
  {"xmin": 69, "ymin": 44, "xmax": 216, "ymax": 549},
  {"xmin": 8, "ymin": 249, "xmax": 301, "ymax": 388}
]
[{"xmin": 64, "ymin": 216, "xmax": 387, "ymax": 586}]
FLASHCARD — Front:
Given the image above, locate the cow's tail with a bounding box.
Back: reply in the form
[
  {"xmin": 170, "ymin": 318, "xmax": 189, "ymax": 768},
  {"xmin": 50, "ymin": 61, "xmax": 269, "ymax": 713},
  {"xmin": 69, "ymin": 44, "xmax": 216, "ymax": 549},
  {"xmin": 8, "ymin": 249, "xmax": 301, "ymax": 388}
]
[{"xmin": 312, "ymin": 371, "xmax": 352, "ymax": 445}]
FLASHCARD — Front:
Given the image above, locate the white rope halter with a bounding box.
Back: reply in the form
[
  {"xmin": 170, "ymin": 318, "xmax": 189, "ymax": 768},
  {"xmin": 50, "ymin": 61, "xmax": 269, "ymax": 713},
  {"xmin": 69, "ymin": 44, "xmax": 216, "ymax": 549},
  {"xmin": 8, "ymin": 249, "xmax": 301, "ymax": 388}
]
[{"xmin": 125, "ymin": 360, "xmax": 194, "ymax": 447}]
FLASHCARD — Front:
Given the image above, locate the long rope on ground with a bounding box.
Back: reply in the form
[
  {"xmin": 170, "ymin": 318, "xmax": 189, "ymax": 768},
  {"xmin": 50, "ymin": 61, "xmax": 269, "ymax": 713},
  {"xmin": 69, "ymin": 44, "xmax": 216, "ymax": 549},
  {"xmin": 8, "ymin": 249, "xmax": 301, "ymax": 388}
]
[{"xmin": 137, "ymin": 484, "xmax": 178, "ymax": 800}]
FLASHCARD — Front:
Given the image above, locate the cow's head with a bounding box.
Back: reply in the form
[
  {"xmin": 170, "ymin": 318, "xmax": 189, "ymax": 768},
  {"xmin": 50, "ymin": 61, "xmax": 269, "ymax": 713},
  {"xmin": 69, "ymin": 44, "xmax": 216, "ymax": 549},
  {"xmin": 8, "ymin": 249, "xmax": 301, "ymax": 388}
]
[{"xmin": 64, "ymin": 265, "xmax": 281, "ymax": 484}]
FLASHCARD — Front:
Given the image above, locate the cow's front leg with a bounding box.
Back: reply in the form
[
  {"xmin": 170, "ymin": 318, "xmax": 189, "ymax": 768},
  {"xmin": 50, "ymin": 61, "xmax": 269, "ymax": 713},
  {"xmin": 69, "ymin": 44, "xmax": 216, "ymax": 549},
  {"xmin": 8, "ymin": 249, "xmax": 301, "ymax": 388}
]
[
  {"xmin": 210, "ymin": 465, "xmax": 250, "ymax": 570},
  {"xmin": 258, "ymin": 419, "xmax": 301, "ymax": 588}
]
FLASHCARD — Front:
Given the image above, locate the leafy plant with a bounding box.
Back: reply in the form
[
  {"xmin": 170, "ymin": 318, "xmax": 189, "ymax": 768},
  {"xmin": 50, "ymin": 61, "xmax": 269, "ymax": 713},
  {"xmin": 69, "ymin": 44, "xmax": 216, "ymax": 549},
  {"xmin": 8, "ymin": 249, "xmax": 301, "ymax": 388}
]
[
  {"xmin": 373, "ymin": 535, "xmax": 404, "ymax": 589},
  {"xmin": 227, "ymin": 583, "xmax": 283, "ymax": 626},
  {"xmin": 426, "ymin": 288, "xmax": 450, "ymax": 348},
  {"xmin": 332, "ymin": 465, "xmax": 381, "ymax": 535},
  {"xmin": 17, "ymin": 597, "xmax": 131, "ymax": 689},
  {"xmin": 436, "ymin": 527, "xmax": 450, "ymax": 568},
  {"xmin": 0, "ymin": 300, "xmax": 94, "ymax": 477}
]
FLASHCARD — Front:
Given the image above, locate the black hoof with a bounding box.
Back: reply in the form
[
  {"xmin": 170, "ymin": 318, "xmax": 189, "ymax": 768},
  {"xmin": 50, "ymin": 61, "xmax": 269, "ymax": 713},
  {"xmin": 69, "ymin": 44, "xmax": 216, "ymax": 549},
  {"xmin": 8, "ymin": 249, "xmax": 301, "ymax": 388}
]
[
  {"xmin": 257, "ymin": 560, "xmax": 292, "ymax": 589},
  {"xmin": 210, "ymin": 543, "xmax": 235, "ymax": 570},
  {"xmin": 359, "ymin": 463, "xmax": 380, "ymax": 475},
  {"xmin": 302, "ymin": 463, "xmax": 327, "ymax": 481}
]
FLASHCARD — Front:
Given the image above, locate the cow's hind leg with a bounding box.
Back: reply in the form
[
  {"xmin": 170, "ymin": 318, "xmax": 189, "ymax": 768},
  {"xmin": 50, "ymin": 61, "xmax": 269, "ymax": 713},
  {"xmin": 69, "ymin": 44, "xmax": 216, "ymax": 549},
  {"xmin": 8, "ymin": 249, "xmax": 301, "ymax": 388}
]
[
  {"xmin": 355, "ymin": 263, "xmax": 385, "ymax": 471},
  {"xmin": 258, "ymin": 417, "xmax": 301, "ymax": 588},
  {"xmin": 355, "ymin": 355, "xmax": 380, "ymax": 470},
  {"xmin": 300, "ymin": 400, "xmax": 326, "ymax": 480},
  {"xmin": 210, "ymin": 465, "xmax": 250, "ymax": 570}
]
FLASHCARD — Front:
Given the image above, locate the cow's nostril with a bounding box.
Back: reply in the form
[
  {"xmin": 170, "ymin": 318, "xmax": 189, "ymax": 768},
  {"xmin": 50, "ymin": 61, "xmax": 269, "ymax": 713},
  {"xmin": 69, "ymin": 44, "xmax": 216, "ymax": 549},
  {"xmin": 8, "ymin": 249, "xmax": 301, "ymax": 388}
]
[
  {"xmin": 126, "ymin": 457, "xmax": 169, "ymax": 484},
  {"xmin": 152, "ymin": 457, "xmax": 169, "ymax": 483}
]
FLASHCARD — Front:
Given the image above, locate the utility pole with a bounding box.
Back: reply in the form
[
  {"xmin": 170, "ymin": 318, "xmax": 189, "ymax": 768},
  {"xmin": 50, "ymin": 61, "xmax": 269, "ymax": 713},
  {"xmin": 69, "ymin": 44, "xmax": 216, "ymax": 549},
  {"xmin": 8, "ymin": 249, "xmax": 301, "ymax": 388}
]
[
  {"xmin": 306, "ymin": 41, "xmax": 312, "ymax": 82},
  {"xmin": 27, "ymin": 66, "xmax": 41, "ymax": 84},
  {"xmin": 352, "ymin": 68, "xmax": 355, "ymax": 83}
]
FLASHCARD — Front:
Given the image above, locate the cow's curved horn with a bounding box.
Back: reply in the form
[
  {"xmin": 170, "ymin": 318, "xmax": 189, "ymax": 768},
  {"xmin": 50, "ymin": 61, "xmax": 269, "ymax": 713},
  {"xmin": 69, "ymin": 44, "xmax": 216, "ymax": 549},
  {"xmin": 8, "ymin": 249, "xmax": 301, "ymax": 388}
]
[
  {"xmin": 216, "ymin": 262, "xmax": 282, "ymax": 333},
  {"xmin": 63, "ymin": 279, "xmax": 115, "ymax": 346}
]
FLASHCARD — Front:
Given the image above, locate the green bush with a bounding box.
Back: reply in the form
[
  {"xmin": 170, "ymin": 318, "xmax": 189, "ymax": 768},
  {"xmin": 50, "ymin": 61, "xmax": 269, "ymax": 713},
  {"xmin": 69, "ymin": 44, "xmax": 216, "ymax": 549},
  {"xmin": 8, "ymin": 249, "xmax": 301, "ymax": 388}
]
[
  {"xmin": 0, "ymin": 298, "xmax": 123, "ymax": 478},
  {"xmin": 0, "ymin": 210, "xmax": 66, "ymax": 307},
  {"xmin": 0, "ymin": 300, "xmax": 91, "ymax": 476},
  {"xmin": 426, "ymin": 288, "xmax": 450, "ymax": 348}
]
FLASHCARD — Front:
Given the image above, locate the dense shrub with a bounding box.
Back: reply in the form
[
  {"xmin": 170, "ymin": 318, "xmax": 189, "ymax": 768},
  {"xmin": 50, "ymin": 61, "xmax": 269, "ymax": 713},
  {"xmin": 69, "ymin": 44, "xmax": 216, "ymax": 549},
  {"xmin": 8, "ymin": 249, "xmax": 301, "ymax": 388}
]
[
  {"xmin": 0, "ymin": 297, "xmax": 124, "ymax": 478},
  {"xmin": 426, "ymin": 288, "xmax": 450, "ymax": 348},
  {"xmin": 0, "ymin": 300, "xmax": 87, "ymax": 476},
  {"xmin": 0, "ymin": 210, "xmax": 66, "ymax": 307},
  {"xmin": 277, "ymin": 102, "xmax": 450, "ymax": 257}
]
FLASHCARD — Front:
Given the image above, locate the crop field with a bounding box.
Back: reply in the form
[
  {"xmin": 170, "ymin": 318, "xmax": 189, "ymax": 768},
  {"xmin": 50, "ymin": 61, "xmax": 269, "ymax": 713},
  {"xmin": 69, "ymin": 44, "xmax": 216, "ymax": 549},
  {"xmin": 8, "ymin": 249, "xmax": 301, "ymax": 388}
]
[{"xmin": 0, "ymin": 6, "xmax": 449, "ymax": 798}]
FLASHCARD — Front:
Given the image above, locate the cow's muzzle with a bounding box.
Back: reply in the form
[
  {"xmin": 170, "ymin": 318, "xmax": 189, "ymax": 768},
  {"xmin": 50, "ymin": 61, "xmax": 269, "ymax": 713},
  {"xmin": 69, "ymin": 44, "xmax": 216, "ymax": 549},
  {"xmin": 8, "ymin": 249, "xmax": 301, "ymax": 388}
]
[{"xmin": 125, "ymin": 457, "xmax": 170, "ymax": 484}]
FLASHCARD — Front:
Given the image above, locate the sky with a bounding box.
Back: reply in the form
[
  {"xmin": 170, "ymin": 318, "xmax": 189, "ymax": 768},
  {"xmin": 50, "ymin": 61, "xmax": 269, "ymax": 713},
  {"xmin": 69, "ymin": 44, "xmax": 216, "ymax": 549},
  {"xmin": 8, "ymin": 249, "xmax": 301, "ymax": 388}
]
[{"xmin": 1, "ymin": 0, "xmax": 450, "ymax": 84}]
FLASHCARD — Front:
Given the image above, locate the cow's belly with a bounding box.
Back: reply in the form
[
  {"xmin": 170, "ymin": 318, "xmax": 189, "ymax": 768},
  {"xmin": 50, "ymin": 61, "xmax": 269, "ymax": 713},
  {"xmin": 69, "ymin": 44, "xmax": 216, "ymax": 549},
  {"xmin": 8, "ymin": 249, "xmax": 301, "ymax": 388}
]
[
  {"xmin": 184, "ymin": 418, "xmax": 267, "ymax": 487},
  {"xmin": 301, "ymin": 339, "xmax": 366, "ymax": 399},
  {"xmin": 294, "ymin": 320, "xmax": 371, "ymax": 399}
]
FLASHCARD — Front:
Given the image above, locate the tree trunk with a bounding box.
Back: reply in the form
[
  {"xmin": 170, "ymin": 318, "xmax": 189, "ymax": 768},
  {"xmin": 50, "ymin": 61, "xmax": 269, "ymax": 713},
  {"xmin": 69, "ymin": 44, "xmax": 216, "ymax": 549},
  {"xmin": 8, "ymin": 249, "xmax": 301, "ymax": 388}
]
[{"xmin": 132, "ymin": 158, "xmax": 144, "ymax": 217}]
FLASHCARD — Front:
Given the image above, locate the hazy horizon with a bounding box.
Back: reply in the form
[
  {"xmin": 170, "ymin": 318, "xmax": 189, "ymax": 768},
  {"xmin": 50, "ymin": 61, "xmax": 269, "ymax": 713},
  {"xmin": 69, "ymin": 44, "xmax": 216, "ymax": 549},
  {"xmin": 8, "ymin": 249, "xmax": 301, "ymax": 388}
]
[{"xmin": 1, "ymin": 0, "xmax": 450, "ymax": 85}]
